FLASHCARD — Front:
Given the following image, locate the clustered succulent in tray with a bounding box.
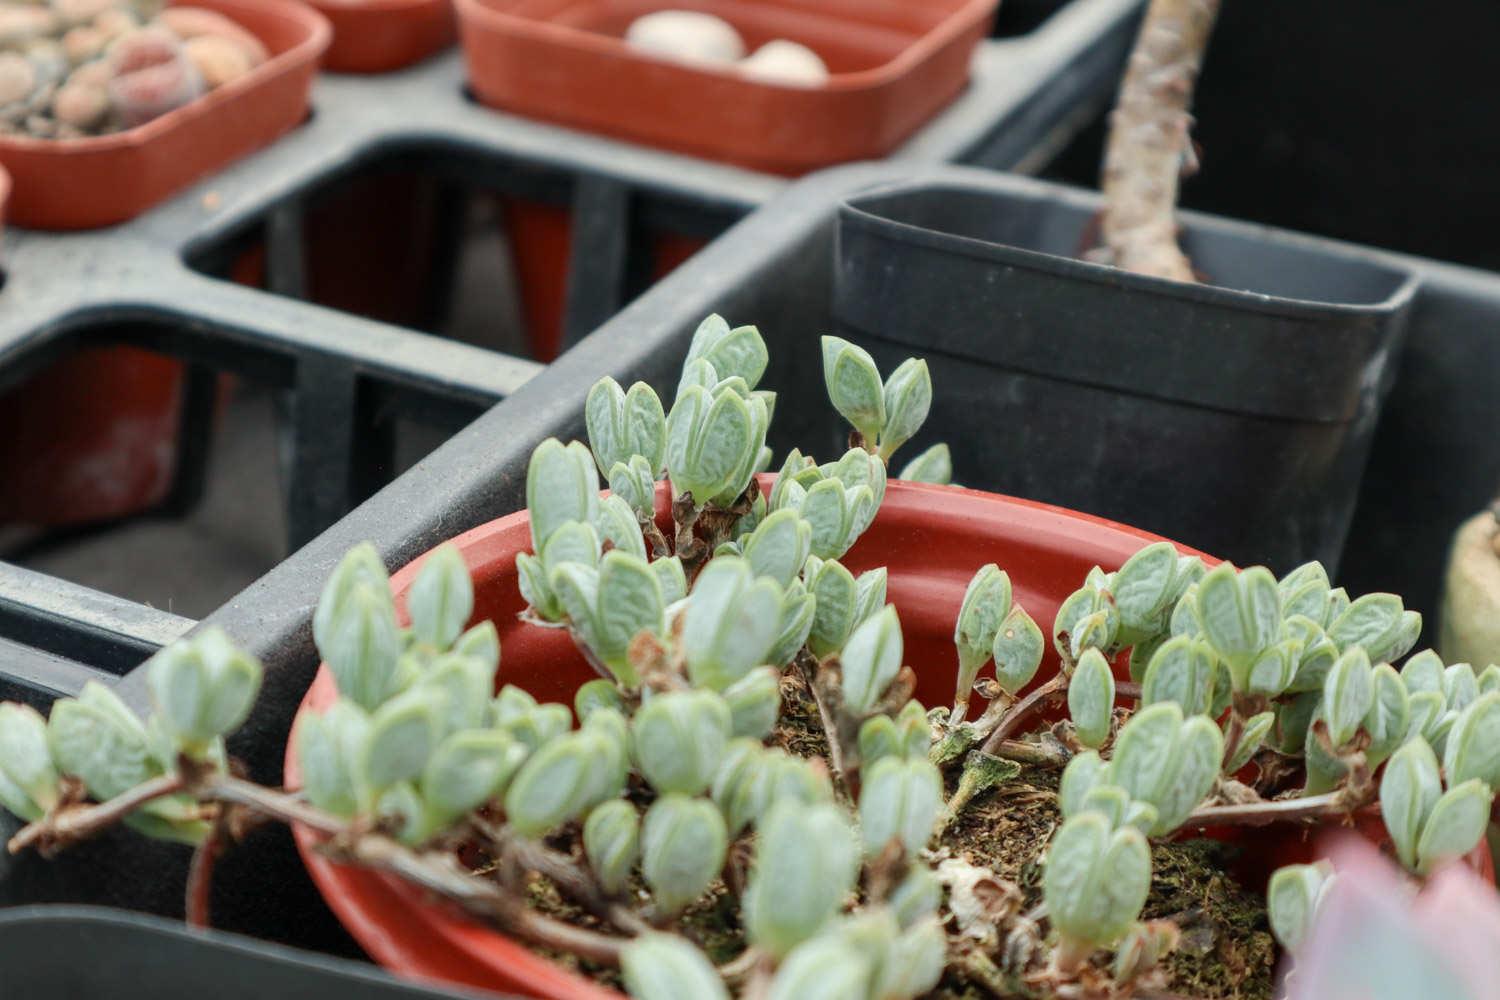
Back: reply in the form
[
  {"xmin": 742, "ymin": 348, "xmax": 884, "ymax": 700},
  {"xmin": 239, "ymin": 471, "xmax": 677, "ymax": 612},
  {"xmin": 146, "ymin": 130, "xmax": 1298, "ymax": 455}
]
[
  {"xmin": 0, "ymin": 0, "xmax": 267, "ymax": 138},
  {"xmin": 3, "ymin": 317, "xmax": 1499, "ymax": 998}
]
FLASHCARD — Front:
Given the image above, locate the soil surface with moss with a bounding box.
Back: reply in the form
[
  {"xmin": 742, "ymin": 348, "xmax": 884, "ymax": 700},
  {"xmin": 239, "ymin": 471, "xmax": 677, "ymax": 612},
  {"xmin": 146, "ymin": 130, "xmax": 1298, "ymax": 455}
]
[{"xmin": 493, "ymin": 682, "xmax": 1277, "ymax": 998}]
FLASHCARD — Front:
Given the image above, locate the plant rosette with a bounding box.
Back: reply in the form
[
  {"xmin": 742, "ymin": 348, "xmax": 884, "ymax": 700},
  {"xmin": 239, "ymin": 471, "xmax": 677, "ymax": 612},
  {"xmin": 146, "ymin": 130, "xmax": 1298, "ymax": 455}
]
[{"xmin": 4, "ymin": 318, "xmax": 1497, "ymax": 1000}]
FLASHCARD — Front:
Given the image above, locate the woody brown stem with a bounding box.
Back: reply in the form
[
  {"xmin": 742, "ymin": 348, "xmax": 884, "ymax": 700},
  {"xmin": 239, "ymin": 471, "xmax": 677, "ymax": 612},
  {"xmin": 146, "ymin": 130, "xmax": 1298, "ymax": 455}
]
[
  {"xmin": 7, "ymin": 772, "xmax": 187, "ymax": 855},
  {"xmin": 1185, "ymin": 789, "xmax": 1369, "ymax": 828},
  {"xmin": 979, "ymin": 675, "xmax": 1067, "ymax": 755},
  {"xmin": 1099, "ymin": 0, "xmax": 1222, "ymax": 280}
]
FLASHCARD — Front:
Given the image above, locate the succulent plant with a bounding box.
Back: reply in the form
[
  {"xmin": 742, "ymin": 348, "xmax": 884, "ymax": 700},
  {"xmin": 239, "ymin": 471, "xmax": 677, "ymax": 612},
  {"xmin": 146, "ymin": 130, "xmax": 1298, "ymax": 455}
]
[{"xmin": 3, "ymin": 315, "xmax": 1495, "ymax": 999}]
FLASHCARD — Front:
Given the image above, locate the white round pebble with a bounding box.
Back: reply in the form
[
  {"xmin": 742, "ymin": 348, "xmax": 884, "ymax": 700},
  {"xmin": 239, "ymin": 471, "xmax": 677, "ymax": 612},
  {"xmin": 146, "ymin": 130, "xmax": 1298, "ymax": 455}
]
[
  {"xmin": 624, "ymin": 10, "xmax": 744, "ymax": 67},
  {"xmin": 738, "ymin": 38, "xmax": 828, "ymax": 87}
]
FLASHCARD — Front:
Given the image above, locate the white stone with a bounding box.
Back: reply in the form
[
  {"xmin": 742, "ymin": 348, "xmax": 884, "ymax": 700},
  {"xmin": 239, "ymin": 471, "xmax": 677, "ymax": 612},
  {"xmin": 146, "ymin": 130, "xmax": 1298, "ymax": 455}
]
[
  {"xmin": 739, "ymin": 38, "xmax": 829, "ymax": 87},
  {"xmin": 624, "ymin": 10, "xmax": 744, "ymax": 67}
]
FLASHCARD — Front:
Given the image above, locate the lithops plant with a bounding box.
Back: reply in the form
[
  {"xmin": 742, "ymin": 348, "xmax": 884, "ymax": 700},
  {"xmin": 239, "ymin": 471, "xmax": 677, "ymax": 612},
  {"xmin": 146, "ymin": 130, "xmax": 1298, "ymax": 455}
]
[
  {"xmin": 2, "ymin": 316, "xmax": 1495, "ymax": 999},
  {"xmin": 0, "ymin": 0, "xmax": 265, "ymax": 137}
]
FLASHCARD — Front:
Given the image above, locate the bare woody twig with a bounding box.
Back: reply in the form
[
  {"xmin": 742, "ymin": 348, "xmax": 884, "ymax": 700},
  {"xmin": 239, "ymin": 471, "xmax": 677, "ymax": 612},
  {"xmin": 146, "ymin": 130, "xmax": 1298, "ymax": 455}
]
[
  {"xmin": 1099, "ymin": 0, "xmax": 1222, "ymax": 280},
  {"xmin": 6, "ymin": 772, "xmax": 187, "ymax": 855}
]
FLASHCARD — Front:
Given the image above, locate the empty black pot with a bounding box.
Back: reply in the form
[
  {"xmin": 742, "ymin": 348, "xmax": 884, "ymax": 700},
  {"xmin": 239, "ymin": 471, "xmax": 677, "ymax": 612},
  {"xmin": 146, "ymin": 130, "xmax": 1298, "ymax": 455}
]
[{"xmin": 834, "ymin": 178, "xmax": 1420, "ymax": 572}]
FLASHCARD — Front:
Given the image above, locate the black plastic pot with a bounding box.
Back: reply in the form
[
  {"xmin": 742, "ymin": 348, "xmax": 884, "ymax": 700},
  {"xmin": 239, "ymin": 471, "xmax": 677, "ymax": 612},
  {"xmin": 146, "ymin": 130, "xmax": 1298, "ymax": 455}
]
[
  {"xmin": 0, "ymin": 906, "xmax": 497, "ymax": 998},
  {"xmin": 834, "ymin": 178, "xmax": 1420, "ymax": 573}
]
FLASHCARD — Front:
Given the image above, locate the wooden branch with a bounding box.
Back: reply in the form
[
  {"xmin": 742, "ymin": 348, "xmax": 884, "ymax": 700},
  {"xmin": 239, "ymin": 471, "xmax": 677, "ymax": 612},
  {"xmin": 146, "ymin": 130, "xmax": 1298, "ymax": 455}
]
[
  {"xmin": 980, "ymin": 675, "xmax": 1067, "ymax": 755},
  {"xmin": 1099, "ymin": 0, "xmax": 1222, "ymax": 280},
  {"xmin": 7, "ymin": 772, "xmax": 187, "ymax": 855}
]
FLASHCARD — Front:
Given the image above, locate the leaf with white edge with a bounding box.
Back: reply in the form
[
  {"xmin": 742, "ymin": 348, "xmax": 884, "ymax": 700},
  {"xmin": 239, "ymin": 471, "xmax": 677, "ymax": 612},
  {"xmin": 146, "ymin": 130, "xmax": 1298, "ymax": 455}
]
[
  {"xmin": 549, "ymin": 561, "xmax": 602, "ymax": 652},
  {"xmin": 631, "ymin": 690, "xmax": 730, "ymax": 796},
  {"xmin": 678, "ymin": 386, "xmax": 755, "ymax": 505},
  {"xmin": 574, "ymin": 679, "xmax": 623, "ymax": 722},
  {"xmin": 743, "ymin": 800, "xmax": 858, "ymax": 957},
  {"xmin": 858, "ymin": 755, "xmax": 942, "ymax": 857},
  {"xmin": 798, "ymin": 478, "xmax": 852, "ymax": 561},
  {"xmin": 953, "ymin": 564, "xmax": 1012, "ymax": 702},
  {"xmin": 681, "ymin": 557, "xmax": 782, "ymax": 690},
  {"xmin": 1285, "ymin": 616, "xmax": 1340, "ymax": 693},
  {"xmin": 1078, "ymin": 784, "xmax": 1132, "ymax": 829},
  {"xmin": 48, "ymin": 683, "xmax": 153, "ymax": 801},
  {"xmin": 1107, "ymin": 702, "xmax": 1182, "ymax": 808},
  {"xmin": 742, "ymin": 509, "xmax": 813, "ymax": 589},
  {"xmin": 1363, "ymin": 663, "xmax": 1411, "ymax": 766},
  {"xmin": 878, "ymin": 357, "xmax": 931, "ymax": 459},
  {"xmin": 526, "ymin": 439, "xmax": 600, "ymax": 553},
  {"xmin": 312, "ymin": 544, "xmax": 389, "ymax": 658},
  {"xmin": 840, "ymin": 606, "xmax": 904, "ymax": 714},
  {"xmin": 296, "ymin": 701, "xmax": 368, "ymax": 818},
  {"xmin": 1277, "ymin": 690, "xmax": 1321, "ymax": 754},
  {"xmin": 516, "ymin": 552, "xmax": 557, "ymax": 620},
  {"xmin": 1415, "ymin": 779, "xmax": 1492, "ymax": 874},
  {"xmin": 1058, "ymin": 749, "xmax": 1105, "ymax": 818},
  {"xmin": 1112, "ymin": 542, "xmax": 1179, "ymax": 639},
  {"xmin": 723, "ymin": 667, "xmax": 781, "ymax": 741},
  {"xmin": 1141, "ymin": 635, "xmax": 1216, "ymax": 716},
  {"xmin": 1327, "ymin": 592, "xmax": 1405, "ymax": 658},
  {"xmin": 504, "ymin": 730, "xmax": 598, "ymax": 837},
  {"xmin": 1323, "ymin": 647, "xmax": 1375, "ymax": 748},
  {"xmin": 1267, "ymin": 862, "xmax": 1332, "ymax": 953},
  {"xmin": 687, "ymin": 316, "xmax": 768, "ymax": 391},
  {"xmin": 1405, "ymin": 690, "xmax": 1448, "ymax": 747},
  {"xmin": 359, "ymin": 689, "xmax": 442, "ymax": 793},
  {"xmin": 874, "ymin": 918, "xmax": 946, "ymax": 1000},
  {"xmin": 585, "ymin": 798, "xmax": 641, "ymax": 896},
  {"xmin": 595, "ymin": 495, "xmax": 648, "ymax": 562},
  {"xmin": 767, "ymin": 934, "xmax": 870, "ymax": 1000},
  {"xmin": 992, "ymin": 604, "xmax": 1044, "ymax": 696},
  {"xmin": 1446, "ymin": 663, "xmax": 1480, "ymax": 714},
  {"xmin": 1380, "ymin": 738, "xmax": 1443, "ymax": 871},
  {"xmin": 323, "ymin": 583, "xmax": 402, "ymax": 712},
  {"xmin": 1152, "ymin": 715, "xmax": 1223, "ymax": 835},
  {"xmin": 641, "ymin": 794, "xmax": 727, "ymax": 916},
  {"xmin": 416, "ymin": 653, "xmax": 493, "ymax": 734},
  {"xmin": 422, "ymin": 729, "xmax": 525, "ymax": 821},
  {"xmin": 0, "ymin": 703, "xmax": 59, "ymax": 813},
  {"xmin": 593, "ymin": 551, "xmax": 665, "ymax": 680},
  {"xmin": 1443, "ymin": 691, "xmax": 1500, "ymax": 789},
  {"xmin": 587, "ymin": 378, "xmax": 667, "ymax": 477},
  {"xmin": 898, "ymin": 442, "xmax": 952, "ymax": 485},
  {"xmin": 821, "ymin": 335, "xmax": 885, "ymax": 443},
  {"xmin": 1068, "ymin": 649, "xmax": 1115, "ymax": 749},
  {"xmin": 1045, "ymin": 813, "xmax": 1149, "ymax": 949},
  {"xmin": 767, "ymin": 583, "xmax": 816, "ymax": 667},
  {"xmin": 858, "ymin": 714, "xmax": 901, "ymax": 767},
  {"xmin": 1225, "ymin": 711, "xmax": 1274, "ymax": 773},
  {"xmin": 407, "ymin": 544, "xmax": 473, "ymax": 650},
  {"xmin": 1401, "ymin": 649, "xmax": 1446, "ymax": 694},
  {"xmin": 807, "ymin": 557, "xmax": 858, "ymax": 658},
  {"xmin": 1480, "ymin": 665, "xmax": 1500, "ymax": 696},
  {"xmin": 621, "ymin": 932, "xmax": 729, "ymax": 1000},
  {"xmin": 853, "ymin": 568, "xmax": 888, "ymax": 625}
]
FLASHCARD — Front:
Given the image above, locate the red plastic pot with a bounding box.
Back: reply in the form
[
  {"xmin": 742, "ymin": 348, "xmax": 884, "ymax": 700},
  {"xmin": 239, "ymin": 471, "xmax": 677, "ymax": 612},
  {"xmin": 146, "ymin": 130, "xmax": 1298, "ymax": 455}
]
[
  {"xmin": 311, "ymin": 0, "xmax": 455, "ymax": 73},
  {"xmin": 456, "ymin": 0, "xmax": 997, "ymax": 176},
  {"xmin": 285, "ymin": 478, "xmax": 1483, "ymax": 996},
  {"xmin": 0, "ymin": 0, "xmax": 330, "ymax": 230},
  {"xmin": 498, "ymin": 197, "xmax": 707, "ymax": 361}
]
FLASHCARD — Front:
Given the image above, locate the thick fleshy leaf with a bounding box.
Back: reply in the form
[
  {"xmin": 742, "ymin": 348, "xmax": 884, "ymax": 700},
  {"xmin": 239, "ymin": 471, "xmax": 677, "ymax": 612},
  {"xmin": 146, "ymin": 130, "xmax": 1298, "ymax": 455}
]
[
  {"xmin": 992, "ymin": 604, "xmax": 1044, "ymax": 696},
  {"xmin": 878, "ymin": 357, "xmax": 931, "ymax": 458},
  {"xmin": 422, "ymin": 729, "xmax": 525, "ymax": 821},
  {"xmin": 742, "ymin": 509, "xmax": 813, "ymax": 589},
  {"xmin": 322, "ymin": 583, "xmax": 402, "ymax": 712},
  {"xmin": 1363, "ymin": 664, "xmax": 1411, "ymax": 766},
  {"xmin": 641, "ymin": 794, "xmax": 727, "ymax": 916},
  {"xmin": 526, "ymin": 439, "xmax": 600, "ymax": 553},
  {"xmin": 1068, "ymin": 649, "xmax": 1116, "ymax": 749},
  {"xmin": 1446, "ymin": 664, "xmax": 1481, "ymax": 714},
  {"xmin": 1381, "ymin": 738, "xmax": 1443, "ymax": 871},
  {"xmin": 1225, "ymin": 711, "xmax": 1275, "ymax": 773},
  {"xmin": 681, "ymin": 557, "xmax": 782, "ymax": 690},
  {"xmin": 1045, "ymin": 812, "xmax": 1149, "ymax": 949},
  {"xmin": 360, "ymin": 689, "xmax": 443, "ymax": 793},
  {"xmin": 585, "ymin": 798, "xmax": 641, "ymax": 896},
  {"xmin": 1324, "ymin": 647, "xmax": 1376, "ymax": 748},
  {"xmin": 631, "ymin": 690, "xmax": 730, "ymax": 795},
  {"xmin": 1328, "ymin": 593, "xmax": 1409, "ymax": 661},
  {"xmin": 841, "ymin": 606, "xmax": 904, "ymax": 714},
  {"xmin": 954, "ymin": 564, "xmax": 1011, "ymax": 699},
  {"xmin": 1401, "ymin": 649, "xmax": 1446, "ymax": 694},
  {"xmin": 1415, "ymin": 780, "xmax": 1492, "ymax": 874},
  {"xmin": 767, "ymin": 583, "xmax": 816, "ymax": 667},
  {"xmin": 686, "ymin": 315, "xmax": 768, "ymax": 390},
  {"xmin": 1113, "ymin": 542, "xmax": 1179, "ymax": 640},
  {"xmin": 296, "ymin": 701, "xmax": 369, "ymax": 817},
  {"xmin": 48, "ymin": 683, "xmax": 154, "ymax": 801},
  {"xmin": 821, "ymin": 335, "xmax": 885, "ymax": 443},
  {"xmin": 722, "ymin": 667, "xmax": 781, "ymax": 741},
  {"xmin": 807, "ymin": 558, "xmax": 858, "ymax": 658},
  {"xmin": 1443, "ymin": 692, "xmax": 1500, "ymax": 789},
  {"xmin": 1141, "ymin": 635, "xmax": 1217, "ymax": 716},
  {"xmin": 504, "ymin": 730, "xmax": 599, "ymax": 837},
  {"xmin": 587, "ymin": 377, "xmax": 667, "ymax": 477},
  {"xmin": 0, "ymin": 703, "xmax": 59, "ymax": 813},
  {"xmin": 1058, "ymin": 749, "xmax": 1105, "ymax": 818},
  {"xmin": 858, "ymin": 755, "xmax": 942, "ymax": 856},
  {"xmin": 407, "ymin": 544, "xmax": 473, "ymax": 650},
  {"xmin": 1267, "ymin": 862, "xmax": 1333, "ymax": 953},
  {"xmin": 898, "ymin": 442, "xmax": 952, "ymax": 485},
  {"xmin": 743, "ymin": 800, "xmax": 858, "ymax": 957},
  {"xmin": 622, "ymin": 933, "xmax": 729, "ymax": 1000}
]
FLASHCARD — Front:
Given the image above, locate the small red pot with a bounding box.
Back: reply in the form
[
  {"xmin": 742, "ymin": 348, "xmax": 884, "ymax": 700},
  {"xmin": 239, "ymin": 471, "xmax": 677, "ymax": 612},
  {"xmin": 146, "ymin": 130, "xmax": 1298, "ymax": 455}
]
[
  {"xmin": 311, "ymin": 0, "xmax": 455, "ymax": 73},
  {"xmin": 0, "ymin": 0, "xmax": 330, "ymax": 230},
  {"xmin": 285, "ymin": 478, "xmax": 1482, "ymax": 996},
  {"xmin": 456, "ymin": 0, "xmax": 997, "ymax": 176},
  {"xmin": 498, "ymin": 197, "xmax": 706, "ymax": 361}
]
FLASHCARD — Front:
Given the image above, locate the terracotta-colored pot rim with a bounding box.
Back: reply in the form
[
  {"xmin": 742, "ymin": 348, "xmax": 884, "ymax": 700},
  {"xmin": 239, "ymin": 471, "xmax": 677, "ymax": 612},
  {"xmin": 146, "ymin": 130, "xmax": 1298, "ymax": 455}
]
[
  {"xmin": 453, "ymin": 0, "xmax": 996, "ymax": 93},
  {"xmin": 0, "ymin": 0, "xmax": 331, "ymax": 154},
  {"xmin": 311, "ymin": 0, "xmax": 444, "ymax": 17}
]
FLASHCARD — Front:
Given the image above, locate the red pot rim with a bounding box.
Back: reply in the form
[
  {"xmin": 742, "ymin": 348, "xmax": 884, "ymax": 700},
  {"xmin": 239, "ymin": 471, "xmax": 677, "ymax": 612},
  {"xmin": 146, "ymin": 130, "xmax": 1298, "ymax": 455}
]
[
  {"xmin": 0, "ymin": 0, "xmax": 330, "ymax": 154},
  {"xmin": 453, "ymin": 0, "xmax": 996, "ymax": 93}
]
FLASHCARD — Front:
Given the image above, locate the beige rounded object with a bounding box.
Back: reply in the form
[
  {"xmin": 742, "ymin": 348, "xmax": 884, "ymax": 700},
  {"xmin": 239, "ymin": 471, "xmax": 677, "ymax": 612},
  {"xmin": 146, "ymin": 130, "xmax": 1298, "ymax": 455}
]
[
  {"xmin": 65, "ymin": 55, "xmax": 110, "ymax": 87},
  {"xmin": 0, "ymin": 4, "xmax": 58, "ymax": 45},
  {"xmin": 155, "ymin": 6, "xmax": 267, "ymax": 64},
  {"xmin": 50, "ymin": 0, "xmax": 115, "ymax": 27},
  {"xmin": 92, "ymin": 7, "xmax": 137, "ymax": 38},
  {"xmin": 0, "ymin": 51, "xmax": 37, "ymax": 106},
  {"xmin": 51, "ymin": 76, "xmax": 107, "ymax": 126},
  {"xmin": 739, "ymin": 38, "xmax": 828, "ymax": 87},
  {"xmin": 63, "ymin": 25, "xmax": 107, "ymax": 63},
  {"xmin": 183, "ymin": 32, "xmax": 250, "ymax": 87},
  {"xmin": 1439, "ymin": 509, "xmax": 1500, "ymax": 669},
  {"xmin": 624, "ymin": 10, "xmax": 743, "ymax": 67}
]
